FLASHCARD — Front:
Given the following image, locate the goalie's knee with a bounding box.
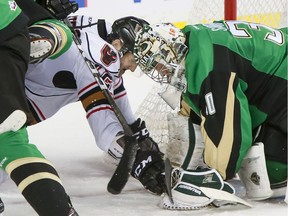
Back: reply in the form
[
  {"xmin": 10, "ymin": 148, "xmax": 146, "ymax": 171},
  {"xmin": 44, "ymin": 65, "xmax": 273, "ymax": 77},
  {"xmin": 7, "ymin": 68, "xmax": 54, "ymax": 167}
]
[{"xmin": 29, "ymin": 19, "xmax": 73, "ymax": 63}]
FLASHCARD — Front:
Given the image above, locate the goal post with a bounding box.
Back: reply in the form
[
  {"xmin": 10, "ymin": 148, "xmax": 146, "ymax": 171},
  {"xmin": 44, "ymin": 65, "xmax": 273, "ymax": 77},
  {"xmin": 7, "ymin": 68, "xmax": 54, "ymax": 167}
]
[{"xmin": 225, "ymin": 0, "xmax": 237, "ymax": 20}]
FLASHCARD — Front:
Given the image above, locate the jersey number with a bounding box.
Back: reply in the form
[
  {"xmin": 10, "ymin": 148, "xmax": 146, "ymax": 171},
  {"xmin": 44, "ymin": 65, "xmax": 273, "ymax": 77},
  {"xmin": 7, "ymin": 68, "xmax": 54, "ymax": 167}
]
[{"xmin": 225, "ymin": 21, "xmax": 284, "ymax": 45}]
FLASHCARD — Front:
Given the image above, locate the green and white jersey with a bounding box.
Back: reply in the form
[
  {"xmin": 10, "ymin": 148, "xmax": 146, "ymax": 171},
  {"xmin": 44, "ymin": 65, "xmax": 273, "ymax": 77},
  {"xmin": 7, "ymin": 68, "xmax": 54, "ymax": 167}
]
[{"xmin": 181, "ymin": 20, "xmax": 287, "ymax": 179}]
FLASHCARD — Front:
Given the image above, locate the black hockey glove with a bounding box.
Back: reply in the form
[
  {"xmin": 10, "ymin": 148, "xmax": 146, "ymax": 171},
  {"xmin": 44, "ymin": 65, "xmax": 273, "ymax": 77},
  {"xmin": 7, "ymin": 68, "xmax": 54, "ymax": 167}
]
[
  {"xmin": 131, "ymin": 150, "xmax": 165, "ymax": 195},
  {"xmin": 129, "ymin": 118, "xmax": 161, "ymax": 152},
  {"xmin": 38, "ymin": 0, "xmax": 79, "ymax": 20}
]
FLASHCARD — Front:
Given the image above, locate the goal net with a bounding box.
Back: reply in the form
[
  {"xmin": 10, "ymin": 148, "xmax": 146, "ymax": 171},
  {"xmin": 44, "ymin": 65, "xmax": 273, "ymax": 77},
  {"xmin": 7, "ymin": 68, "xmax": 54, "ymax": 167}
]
[
  {"xmin": 171, "ymin": 0, "xmax": 287, "ymax": 28},
  {"xmin": 134, "ymin": 0, "xmax": 287, "ymax": 167}
]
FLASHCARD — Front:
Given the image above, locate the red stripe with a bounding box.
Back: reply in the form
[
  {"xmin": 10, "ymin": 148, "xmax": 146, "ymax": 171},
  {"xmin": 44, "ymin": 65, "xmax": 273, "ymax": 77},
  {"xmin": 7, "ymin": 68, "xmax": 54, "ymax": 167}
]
[
  {"xmin": 86, "ymin": 106, "xmax": 113, "ymax": 118},
  {"xmin": 114, "ymin": 77, "xmax": 122, "ymax": 88},
  {"xmin": 78, "ymin": 81, "xmax": 97, "ymax": 95},
  {"xmin": 29, "ymin": 99, "xmax": 46, "ymax": 120},
  {"xmin": 114, "ymin": 92, "xmax": 126, "ymax": 100}
]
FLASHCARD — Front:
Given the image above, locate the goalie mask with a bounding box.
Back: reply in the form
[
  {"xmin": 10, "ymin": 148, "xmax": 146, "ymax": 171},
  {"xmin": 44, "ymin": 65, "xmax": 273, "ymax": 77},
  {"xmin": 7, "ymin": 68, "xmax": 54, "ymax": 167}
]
[
  {"xmin": 133, "ymin": 23, "xmax": 188, "ymax": 91},
  {"xmin": 107, "ymin": 16, "xmax": 150, "ymax": 57}
]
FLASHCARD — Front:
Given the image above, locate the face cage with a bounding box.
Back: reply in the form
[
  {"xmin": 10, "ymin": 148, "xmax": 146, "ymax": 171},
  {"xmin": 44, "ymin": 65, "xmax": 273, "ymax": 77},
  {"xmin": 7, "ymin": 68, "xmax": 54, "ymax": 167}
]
[
  {"xmin": 141, "ymin": 56, "xmax": 171, "ymax": 84},
  {"xmin": 137, "ymin": 43, "xmax": 172, "ymax": 83},
  {"xmin": 140, "ymin": 52, "xmax": 186, "ymax": 91},
  {"xmin": 139, "ymin": 38, "xmax": 188, "ymax": 86}
]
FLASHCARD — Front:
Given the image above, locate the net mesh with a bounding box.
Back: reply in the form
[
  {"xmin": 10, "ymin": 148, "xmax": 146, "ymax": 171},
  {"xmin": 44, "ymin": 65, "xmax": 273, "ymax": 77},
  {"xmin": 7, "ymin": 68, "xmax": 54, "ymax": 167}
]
[
  {"xmin": 175, "ymin": 0, "xmax": 287, "ymax": 28},
  {"xmin": 135, "ymin": 83, "xmax": 174, "ymax": 148}
]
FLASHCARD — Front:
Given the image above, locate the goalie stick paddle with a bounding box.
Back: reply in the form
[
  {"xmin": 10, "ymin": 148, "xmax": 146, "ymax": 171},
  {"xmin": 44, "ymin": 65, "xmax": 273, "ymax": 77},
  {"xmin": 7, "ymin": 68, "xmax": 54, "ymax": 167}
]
[
  {"xmin": 63, "ymin": 18, "xmax": 139, "ymax": 194},
  {"xmin": 200, "ymin": 187, "xmax": 253, "ymax": 207}
]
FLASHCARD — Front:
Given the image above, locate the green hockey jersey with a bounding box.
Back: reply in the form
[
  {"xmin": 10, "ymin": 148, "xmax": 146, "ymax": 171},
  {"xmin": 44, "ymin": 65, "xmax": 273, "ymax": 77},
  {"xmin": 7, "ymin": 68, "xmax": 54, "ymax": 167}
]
[{"xmin": 181, "ymin": 20, "xmax": 287, "ymax": 179}]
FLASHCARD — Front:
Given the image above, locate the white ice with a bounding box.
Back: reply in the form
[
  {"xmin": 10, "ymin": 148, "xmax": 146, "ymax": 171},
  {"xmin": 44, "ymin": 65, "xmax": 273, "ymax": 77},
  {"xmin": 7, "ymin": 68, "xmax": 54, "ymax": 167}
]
[{"xmin": 1, "ymin": 72, "xmax": 287, "ymax": 215}]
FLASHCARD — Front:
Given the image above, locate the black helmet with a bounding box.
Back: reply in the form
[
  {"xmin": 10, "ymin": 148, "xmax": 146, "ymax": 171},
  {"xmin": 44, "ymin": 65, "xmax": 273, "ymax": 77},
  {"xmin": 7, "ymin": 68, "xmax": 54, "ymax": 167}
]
[{"xmin": 107, "ymin": 16, "xmax": 149, "ymax": 57}]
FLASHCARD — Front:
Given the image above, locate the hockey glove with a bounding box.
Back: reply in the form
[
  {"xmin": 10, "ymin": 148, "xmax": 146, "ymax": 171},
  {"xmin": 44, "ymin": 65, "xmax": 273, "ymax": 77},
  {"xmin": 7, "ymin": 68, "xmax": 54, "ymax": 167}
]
[
  {"xmin": 38, "ymin": 0, "xmax": 79, "ymax": 20},
  {"xmin": 129, "ymin": 118, "xmax": 161, "ymax": 152},
  {"xmin": 160, "ymin": 167, "xmax": 242, "ymax": 210},
  {"xmin": 131, "ymin": 150, "xmax": 165, "ymax": 195}
]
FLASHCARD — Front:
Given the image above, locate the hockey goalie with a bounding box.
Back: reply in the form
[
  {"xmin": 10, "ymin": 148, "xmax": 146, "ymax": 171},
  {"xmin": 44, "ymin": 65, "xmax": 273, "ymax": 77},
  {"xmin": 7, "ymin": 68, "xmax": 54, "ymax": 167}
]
[{"xmin": 131, "ymin": 21, "xmax": 287, "ymax": 209}]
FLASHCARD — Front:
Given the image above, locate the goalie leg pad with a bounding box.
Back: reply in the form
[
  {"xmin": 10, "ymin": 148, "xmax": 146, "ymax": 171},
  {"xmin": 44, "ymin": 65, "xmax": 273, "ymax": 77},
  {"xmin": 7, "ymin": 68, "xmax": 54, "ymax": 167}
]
[
  {"xmin": 166, "ymin": 113, "xmax": 205, "ymax": 170},
  {"xmin": 238, "ymin": 142, "xmax": 273, "ymax": 200},
  {"xmin": 166, "ymin": 113, "xmax": 190, "ymax": 167}
]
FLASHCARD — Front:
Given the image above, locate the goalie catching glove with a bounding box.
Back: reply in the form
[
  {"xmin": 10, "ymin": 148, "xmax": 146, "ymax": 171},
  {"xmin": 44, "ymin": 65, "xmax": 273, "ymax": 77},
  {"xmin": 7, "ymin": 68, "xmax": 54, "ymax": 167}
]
[
  {"xmin": 159, "ymin": 167, "xmax": 237, "ymax": 210},
  {"xmin": 37, "ymin": 0, "xmax": 79, "ymax": 19}
]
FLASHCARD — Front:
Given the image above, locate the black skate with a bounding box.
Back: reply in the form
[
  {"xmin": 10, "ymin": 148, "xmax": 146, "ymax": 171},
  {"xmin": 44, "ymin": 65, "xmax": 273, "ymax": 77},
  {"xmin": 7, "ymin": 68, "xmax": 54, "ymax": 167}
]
[
  {"xmin": 67, "ymin": 196, "xmax": 79, "ymax": 216},
  {"xmin": 68, "ymin": 207, "xmax": 79, "ymax": 216},
  {"xmin": 0, "ymin": 197, "xmax": 4, "ymax": 214}
]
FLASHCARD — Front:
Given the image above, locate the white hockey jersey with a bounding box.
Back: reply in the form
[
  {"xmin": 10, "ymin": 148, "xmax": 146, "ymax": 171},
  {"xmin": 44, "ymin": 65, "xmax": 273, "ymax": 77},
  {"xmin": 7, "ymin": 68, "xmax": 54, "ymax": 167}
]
[{"xmin": 25, "ymin": 15, "xmax": 136, "ymax": 153}]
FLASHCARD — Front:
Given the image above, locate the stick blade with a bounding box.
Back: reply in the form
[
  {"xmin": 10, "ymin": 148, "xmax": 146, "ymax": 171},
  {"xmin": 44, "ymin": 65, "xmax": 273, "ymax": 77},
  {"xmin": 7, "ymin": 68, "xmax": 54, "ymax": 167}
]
[
  {"xmin": 200, "ymin": 187, "xmax": 253, "ymax": 207},
  {"xmin": 164, "ymin": 158, "xmax": 174, "ymax": 204},
  {"xmin": 107, "ymin": 136, "xmax": 138, "ymax": 194}
]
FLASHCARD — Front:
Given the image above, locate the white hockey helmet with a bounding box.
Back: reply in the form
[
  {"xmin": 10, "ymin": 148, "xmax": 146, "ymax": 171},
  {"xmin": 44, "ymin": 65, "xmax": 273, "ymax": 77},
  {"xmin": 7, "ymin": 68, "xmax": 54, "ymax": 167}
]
[{"xmin": 133, "ymin": 23, "xmax": 188, "ymax": 90}]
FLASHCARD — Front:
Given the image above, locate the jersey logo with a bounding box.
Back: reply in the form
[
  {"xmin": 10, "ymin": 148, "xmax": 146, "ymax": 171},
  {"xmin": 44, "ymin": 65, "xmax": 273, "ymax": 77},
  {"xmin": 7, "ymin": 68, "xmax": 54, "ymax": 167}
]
[
  {"xmin": 202, "ymin": 173, "xmax": 217, "ymax": 184},
  {"xmin": 133, "ymin": 155, "xmax": 152, "ymax": 177},
  {"xmin": 205, "ymin": 92, "xmax": 216, "ymax": 115},
  {"xmin": 9, "ymin": 1, "xmax": 17, "ymax": 11},
  {"xmin": 100, "ymin": 44, "xmax": 117, "ymax": 67},
  {"xmin": 101, "ymin": 72, "xmax": 113, "ymax": 92}
]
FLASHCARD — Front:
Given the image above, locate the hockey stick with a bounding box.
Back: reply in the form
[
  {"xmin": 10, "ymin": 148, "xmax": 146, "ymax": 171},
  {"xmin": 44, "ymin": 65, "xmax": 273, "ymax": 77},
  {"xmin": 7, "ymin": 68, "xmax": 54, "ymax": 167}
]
[
  {"xmin": 164, "ymin": 158, "xmax": 174, "ymax": 204},
  {"xmin": 63, "ymin": 18, "xmax": 139, "ymax": 194}
]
